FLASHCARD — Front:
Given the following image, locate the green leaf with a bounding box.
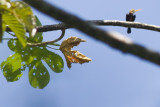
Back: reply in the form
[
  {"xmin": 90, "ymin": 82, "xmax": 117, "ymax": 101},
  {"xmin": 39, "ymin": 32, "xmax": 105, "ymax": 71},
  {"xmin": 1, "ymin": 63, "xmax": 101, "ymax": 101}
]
[
  {"xmin": 0, "ymin": 1, "xmax": 8, "ymax": 42},
  {"xmin": 35, "ymin": 16, "xmax": 41, "ymax": 26},
  {"xmin": 1, "ymin": 53, "xmax": 24, "ymax": 82},
  {"xmin": 5, "ymin": 39, "xmax": 64, "ymax": 88},
  {"xmin": 3, "ymin": 65, "xmax": 23, "ymax": 82},
  {"xmin": 1, "ymin": 53, "xmax": 22, "ymax": 71},
  {"xmin": 12, "ymin": 1, "xmax": 36, "ymax": 37},
  {"xmin": 43, "ymin": 49, "xmax": 64, "ymax": 73},
  {"xmin": 8, "ymin": 39, "xmax": 34, "ymax": 65},
  {"xmin": 26, "ymin": 47, "xmax": 64, "ymax": 73},
  {"xmin": 29, "ymin": 61, "xmax": 50, "ymax": 89},
  {"xmin": 3, "ymin": 12, "xmax": 27, "ymax": 47},
  {"xmin": 8, "ymin": 38, "xmax": 24, "ymax": 53},
  {"xmin": 28, "ymin": 16, "xmax": 43, "ymax": 42}
]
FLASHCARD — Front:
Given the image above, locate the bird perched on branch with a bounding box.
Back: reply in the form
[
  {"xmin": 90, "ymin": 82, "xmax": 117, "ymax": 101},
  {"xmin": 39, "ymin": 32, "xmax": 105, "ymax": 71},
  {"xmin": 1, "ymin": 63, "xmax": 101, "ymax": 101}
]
[{"xmin": 126, "ymin": 9, "xmax": 141, "ymax": 34}]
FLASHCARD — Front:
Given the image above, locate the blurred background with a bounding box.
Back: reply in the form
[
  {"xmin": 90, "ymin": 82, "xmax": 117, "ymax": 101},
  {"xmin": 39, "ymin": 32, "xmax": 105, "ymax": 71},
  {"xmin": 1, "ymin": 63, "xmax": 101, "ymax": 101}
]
[{"xmin": 1, "ymin": 0, "xmax": 160, "ymax": 107}]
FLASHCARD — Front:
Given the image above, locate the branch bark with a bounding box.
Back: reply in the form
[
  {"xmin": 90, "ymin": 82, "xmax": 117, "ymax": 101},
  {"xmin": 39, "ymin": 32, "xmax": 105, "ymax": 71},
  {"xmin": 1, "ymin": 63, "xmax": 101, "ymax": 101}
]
[
  {"xmin": 6, "ymin": 20, "xmax": 160, "ymax": 32},
  {"xmin": 36, "ymin": 20, "xmax": 160, "ymax": 32},
  {"xmin": 23, "ymin": 0, "xmax": 160, "ymax": 66}
]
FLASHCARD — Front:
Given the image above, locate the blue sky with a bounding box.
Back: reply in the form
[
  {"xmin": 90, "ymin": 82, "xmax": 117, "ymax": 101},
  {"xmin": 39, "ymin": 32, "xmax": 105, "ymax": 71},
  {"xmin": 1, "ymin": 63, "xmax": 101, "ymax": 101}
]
[{"xmin": 1, "ymin": 0, "xmax": 160, "ymax": 107}]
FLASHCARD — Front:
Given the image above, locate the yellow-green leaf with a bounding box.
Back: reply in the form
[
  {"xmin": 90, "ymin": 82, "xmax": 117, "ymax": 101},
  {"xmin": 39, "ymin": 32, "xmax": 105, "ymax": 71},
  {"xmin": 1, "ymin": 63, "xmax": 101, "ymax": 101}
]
[
  {"xmin": 1, "ymin": 53, "xmax": 24, "ymax": 82},
  {"xmin": 0, "ymin": 0, "xmax": 10, "ymax": 5},
  {"xmin": 3, "ymin": 12, "xmax": 27, "ymax": 47},
  {"xmin": 12, "ymin": 1, "xmax": 36, "ymax": 37}
]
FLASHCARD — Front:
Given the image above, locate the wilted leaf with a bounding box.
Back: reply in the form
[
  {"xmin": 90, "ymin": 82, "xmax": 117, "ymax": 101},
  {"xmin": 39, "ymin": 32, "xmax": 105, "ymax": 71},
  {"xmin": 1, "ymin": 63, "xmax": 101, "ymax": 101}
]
[{"xmin": 60, "ymin": 37, "xmax": 91, "ymax": 68}]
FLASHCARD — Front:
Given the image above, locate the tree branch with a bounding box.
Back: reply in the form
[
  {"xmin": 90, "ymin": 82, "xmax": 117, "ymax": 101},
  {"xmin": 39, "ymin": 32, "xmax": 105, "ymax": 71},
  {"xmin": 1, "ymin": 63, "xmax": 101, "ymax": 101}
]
[
  {"xmin": 89, "ymin": 20, "xmax": 160, "ymax": 32},
  {"xmin": 6, "ymin": 20, "xmax": 160, "ymax": 32},
  {"xmin": 36, "ymin": 20, "xmax": 160, "ymax": 32},
  {"xmin": 23, "ymin": 0, "xmax": 160, "ymax": 66}
]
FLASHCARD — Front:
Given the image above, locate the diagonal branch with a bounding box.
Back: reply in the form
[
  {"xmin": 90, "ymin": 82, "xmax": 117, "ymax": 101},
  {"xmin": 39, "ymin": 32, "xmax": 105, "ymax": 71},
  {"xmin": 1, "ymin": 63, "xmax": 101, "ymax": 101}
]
[{"xmin": 24, "ymin": 0, "xmax": 160, "ymax": 66}]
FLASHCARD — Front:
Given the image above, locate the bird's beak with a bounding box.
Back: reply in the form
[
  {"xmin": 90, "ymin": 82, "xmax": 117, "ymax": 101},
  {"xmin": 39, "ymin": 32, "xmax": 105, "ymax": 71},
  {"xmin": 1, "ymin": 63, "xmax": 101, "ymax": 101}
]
[{"xmin": 134, "ymin": 9, "xmax": 141, "ymax": 12}]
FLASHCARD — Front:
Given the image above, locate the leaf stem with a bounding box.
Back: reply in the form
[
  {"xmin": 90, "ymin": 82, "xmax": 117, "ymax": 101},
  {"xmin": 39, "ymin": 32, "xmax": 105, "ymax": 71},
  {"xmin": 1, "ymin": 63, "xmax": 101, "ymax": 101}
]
[
  {"xmin": 27, "ymin": 29, "xmax": 65, "ymax": 46},
  {"xmin": 7, "ymin": 31, "xmax": 16, "ymax": 37},
  {"xmin": 3, "ymin": 38, "xmax": 18, "ymax": 40},
  {"xmin": 46, "ymin": 46, "xmax": 59, "ymax": 50}
]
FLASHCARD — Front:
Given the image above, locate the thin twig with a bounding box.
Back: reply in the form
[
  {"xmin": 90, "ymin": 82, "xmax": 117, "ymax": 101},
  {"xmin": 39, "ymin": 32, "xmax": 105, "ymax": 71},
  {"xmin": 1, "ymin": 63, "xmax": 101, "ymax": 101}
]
[
  {"xmin": 23, "ymin": 0, "xmax": 160, "ymax": 66},
  {"xmin": 3, "ymin": 38, "xmax": 17, "ymax": 40},
  {"xmin": 27, "ymin": 28, "xmax": 65, "ymax": 46},
  {"xmin": 46, "ymin": 46, "xmax": 59, "ymax": 50},
  {"xmin": 7, "ymin": 31, "xmax": 16, "ymax": 37}
]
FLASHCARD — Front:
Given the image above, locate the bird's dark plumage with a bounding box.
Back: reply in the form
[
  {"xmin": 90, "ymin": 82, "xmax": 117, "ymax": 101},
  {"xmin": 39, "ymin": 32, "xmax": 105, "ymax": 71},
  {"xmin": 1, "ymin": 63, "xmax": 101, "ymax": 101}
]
[
  {"xmin": 126, "ymin": 13, "xmax": 136, "ymax": 34},
  {"xmin": 126, "ymin": 9, "xmax": 140, "ymax": 34}
]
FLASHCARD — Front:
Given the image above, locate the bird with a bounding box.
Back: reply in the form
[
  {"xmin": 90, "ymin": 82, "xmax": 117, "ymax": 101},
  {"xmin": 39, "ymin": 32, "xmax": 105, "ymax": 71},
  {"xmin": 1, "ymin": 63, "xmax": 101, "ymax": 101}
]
[{"xmin": 126, "ymin": 9, "xmax": 141, "ymax": 34}]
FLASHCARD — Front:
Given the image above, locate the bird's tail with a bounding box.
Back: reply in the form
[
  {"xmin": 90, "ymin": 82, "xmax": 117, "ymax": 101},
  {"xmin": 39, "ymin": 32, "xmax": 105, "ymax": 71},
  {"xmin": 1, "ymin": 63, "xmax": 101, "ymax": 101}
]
[{"xmin": 127, "ymin": 27, "xmax": 131, "ymax": 34}]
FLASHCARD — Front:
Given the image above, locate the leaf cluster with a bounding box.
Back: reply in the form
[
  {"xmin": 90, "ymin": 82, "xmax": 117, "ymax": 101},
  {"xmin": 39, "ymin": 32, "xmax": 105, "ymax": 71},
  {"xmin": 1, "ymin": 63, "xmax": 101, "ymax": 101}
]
[
  {"xmin": 1, "ymin": 35, "xmax": 64, "ymax": 89},
  {"xmin": 0, "ymin": 1, "xmax": 64, "ymax": 89},
  {"xmin": 0, "ymin": 0, "xmax": 92, "ymax": 89},
  {"xmin": 0, "ymin": 0, "xmax": 36, "ymax": 47}
]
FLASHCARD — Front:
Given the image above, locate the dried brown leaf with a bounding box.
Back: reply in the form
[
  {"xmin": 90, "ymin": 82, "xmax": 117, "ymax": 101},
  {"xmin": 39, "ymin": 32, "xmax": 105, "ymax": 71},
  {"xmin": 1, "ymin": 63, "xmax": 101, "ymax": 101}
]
[{"xmin": 60, "ymin": 37, "xmax": 91, "ymax": 68}]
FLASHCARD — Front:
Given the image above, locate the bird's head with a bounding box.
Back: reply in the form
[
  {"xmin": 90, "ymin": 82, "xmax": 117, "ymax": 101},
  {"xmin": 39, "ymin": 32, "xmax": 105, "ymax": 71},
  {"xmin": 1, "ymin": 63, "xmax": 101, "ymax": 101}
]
[{"xmin": 129, "ymin": 9, "xmax": 141, "ymax": 14}]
